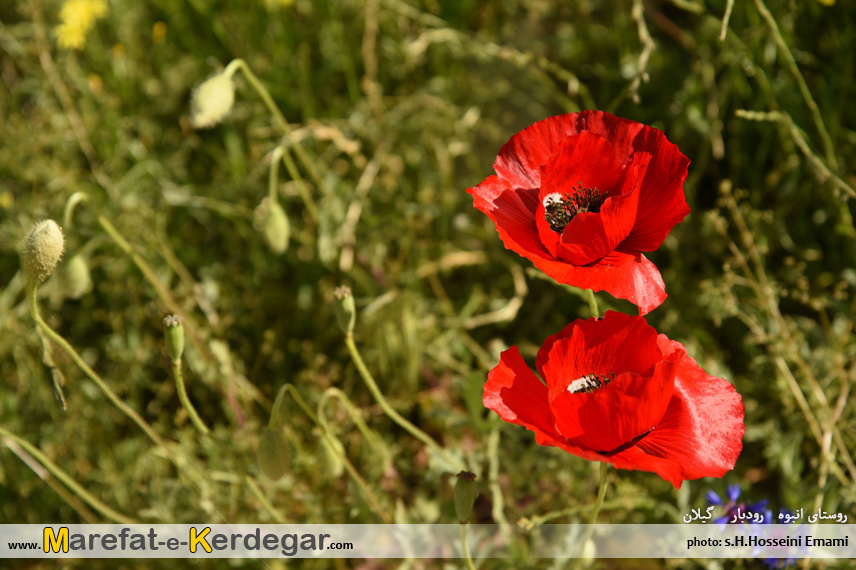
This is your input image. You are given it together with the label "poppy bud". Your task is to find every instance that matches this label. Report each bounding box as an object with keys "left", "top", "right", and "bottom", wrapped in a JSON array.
[
  {"left": 22, "top": 220, "right": 64, "bottom": 283},
  {"left": 162, "top": 314, "right": 185, "bottom": 363},
  {"left": 258, "top": 427, "right": 289, "bottom": 480},
  {"left": 454, "top": 471, "right": 477, "bottom": 523},
  {"left": 255, "top": 199, "right": 289, "bottom": 254},
  {"left": 190, "top": 72, "right": 235, "bottom": 129},
  {"left": 61, "top": 253, "right": 93, "bottom": 299},
  {"left": 317, "top": 434, "right": 345, "bottom": 478},
  {"left": 332, "top": 285, "right": 355, "bottom": 335}
]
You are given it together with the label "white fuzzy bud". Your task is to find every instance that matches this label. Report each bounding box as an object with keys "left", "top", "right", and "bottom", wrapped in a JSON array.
[
  {"left": 190, "top": 72, "right": 235, "bottom": 129},
  {"left": 23, "top": 220, "right": 65, "bottom": 283}
]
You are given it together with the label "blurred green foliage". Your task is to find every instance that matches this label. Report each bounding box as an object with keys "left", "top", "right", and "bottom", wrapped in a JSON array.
[{"left": 1, "top": 0, "right": 855, "bottom": 568}]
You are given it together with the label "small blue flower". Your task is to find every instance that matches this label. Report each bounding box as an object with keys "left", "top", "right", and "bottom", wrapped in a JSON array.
[
  {"left": 762, "top": 510, "right": 799, "bottom": 569},
  {"left": 707, "top": 485, "right": 769, "bottom": 524},
  {"left": 727, "top": 483, "right": 741, "bottom": 502},
  {"left": 706, "top": 489, "right": 723, "bottom": 505},
  {"left": 707, "top": 491, "right": 800, "bottom": 569}
]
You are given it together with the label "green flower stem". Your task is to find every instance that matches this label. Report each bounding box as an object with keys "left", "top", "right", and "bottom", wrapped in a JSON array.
[
  {"left": 62, "top": 191, "right": 89, "bottom": 230},
  {"left": 172, "top": 360, "right": 210, "bottom": 435},
  {"left": 344, "top": 333, "right": 465, "bottom": 472},
  {"left": 753, "top": 0, "right": 837, "bottom": 172},
  {"left": 271, "top": 383, "right": 391, "bottom": 523},
  {"left": 268, "top": 144, "right": 319, "bottom": 223},
  {"left": 0, "top": 426, "right": 136, "bottom": 524},
  {"left": 585, "top": 289, "right": 600, "bottom": 318},
  {"left": 268, "top": 146, "right": 284, "bottom": 202},
  {"left": 226, "top": 59, "right": 330, "bottom": 198},
  {"left": 96, "top": 214, "right": 179, "bottom": 313},
  {"left": 245, "top": 475, "right": 286, "bottom": 524},
  {"left": 487, "top": 425, "right": 509, "bottom": 526},
  {"left": 578, "top": 462, "right": 608, "bottom": 563},
  {"left": 28, "top": 284, "right": 168, "bottom": 451},
  {"left": 280, "top": 146, "right": 320, "bottom": 222},
  {"left": 318, "top": 387, "right": 391, "bottom": 464},
  {"left": 460, "top": 524, "right": 477, "bottom": 570}
]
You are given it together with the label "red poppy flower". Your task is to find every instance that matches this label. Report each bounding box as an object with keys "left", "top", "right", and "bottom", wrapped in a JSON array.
[
  {"left": 483, "top": 311, "right": 744, "bottom": 488},
  {"left": 468, "top": 111, "right": 690, "bottom": 314}
]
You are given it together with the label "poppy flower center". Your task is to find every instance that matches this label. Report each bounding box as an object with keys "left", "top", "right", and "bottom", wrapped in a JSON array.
[
  {"left": 543, "top": 183, "right": 606, "bottom": 233},
  {"left": 566, "top": 372, "right": 615, "bottom": 394}
]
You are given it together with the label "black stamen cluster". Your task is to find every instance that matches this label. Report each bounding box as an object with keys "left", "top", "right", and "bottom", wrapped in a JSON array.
[
  {"left": 570, "top": 372, "right": 616, "bottom": 394},
  {"left": 544, "top": 183, "right": 606, "bottom": 233}
]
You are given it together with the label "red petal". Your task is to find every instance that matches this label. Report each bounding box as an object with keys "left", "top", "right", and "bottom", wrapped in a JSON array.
[
  {"left": 539, "top": 133, "right": 625, "bottom": 199},
  {"left": 536, "top": 311, "right": 663, "bottom": 402},
  {"left": 549, "top": 352, "right": 680, "bottom": 450},
  {"left": 584, "top": 339, "right": 744, "bottom": 488},
  {"left": 556, "top": 151, "right": 650, "bottom": 265},
  {"left": 534, "top": 199, "right": 561, "bottom": 258},
  {"left": 533, "top": 133, "right": 623, "bottom": 263},
  {"left": 533, "top": 133, "right": 626, "bottom": 260},
  {"left": 634, "top": 336, "right": 746, "bottom": 481},
  {"left": 483, "top": 347, "right": 567, "bottom": 448},
  {"left": 528, "top": 249, "right": 667, "bottom": 315},
  {"left": 493, "top": 112, "right": 646, "bottom": 189},
  {"left": 467, "top": 174, "right": 546, "bottom": 260},
  {"left": 468, "top": 176, "right": 667, "bottom": 312},
  {"left": 621, "top": 128, "right": 691, "bottom": 252}
]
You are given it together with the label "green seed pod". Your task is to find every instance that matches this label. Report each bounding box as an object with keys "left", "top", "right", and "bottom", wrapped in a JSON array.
[
  {"left": 61, "top": 253, "right": 93, "bottom": 299},
  {"left": 162, "top": 315, "right": 185, "bottom": 363},
  {"left": 263, "top": 200, "right": 289, "bottom": 254},
  {"left": 22, "top": 220, "right": 64, "bottom": 283},
  {"left": 318, "top": 434, "right": 345, "bottom": 478},
  {"left": 332, "top": 285, "right": 355, "bottom": 335},
  {"left": 258, "top": 428, "right": 289, "bottom": 480},
  {"left": 454, "top": 471, "right": 477, "bottom": 523}
]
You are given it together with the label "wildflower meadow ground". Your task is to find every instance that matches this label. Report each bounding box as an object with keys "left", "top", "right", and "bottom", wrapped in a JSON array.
[{"left": 1, "top": 0, "right": 854, "bottom": 568}]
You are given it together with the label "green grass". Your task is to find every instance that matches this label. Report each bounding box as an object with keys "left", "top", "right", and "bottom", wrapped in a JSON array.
[{"left": 1, "top": 0, "right": 855, "bottom": 568}]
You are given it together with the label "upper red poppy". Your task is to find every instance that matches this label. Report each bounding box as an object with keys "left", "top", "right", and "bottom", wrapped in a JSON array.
[
  {"left": 467, "top": 111, "right": 690, "bottom": 314},
  {"left": 483, "top": 311, "right": 744, "bottom": 488}
]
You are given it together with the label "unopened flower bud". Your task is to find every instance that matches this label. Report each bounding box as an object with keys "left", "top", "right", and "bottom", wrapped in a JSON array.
[
  {"left": 581, "top": 538, "right": 596, "bottom": 565},
  {"left": 255, "top": 199, "right": 289, "bottom": 254},
  {"left": 163, "top": 314, "right": 185, "bottom": 363},
  {"left": 454, "top": 471, "right": 477, "bottom": 523},
  {"left": 258, "top": 427, "right": 289, "bottom": 480},
  {"left": 318, "top": 434, "right": 345, "bottom": 478},
  {"left": 332, "top": 285, "right": 355, "bottom": 335},
  {"left": 61, "top": 253, "right": 93, "bottom": 299},
  {"left": 190, "top": 72, "right": 235, "bottom": 129},
  {"left": 23, "top": 220, "right": 64, "bottom": 283}
]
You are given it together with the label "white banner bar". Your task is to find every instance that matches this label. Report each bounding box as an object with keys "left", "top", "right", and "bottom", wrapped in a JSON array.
[{"left": 0, "top": 524, "right": 853, "bottom": 559}]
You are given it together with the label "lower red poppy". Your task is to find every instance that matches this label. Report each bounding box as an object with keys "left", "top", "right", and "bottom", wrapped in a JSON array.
[{"left": 483, "top": 311, "right": 744, "bottom": 488}]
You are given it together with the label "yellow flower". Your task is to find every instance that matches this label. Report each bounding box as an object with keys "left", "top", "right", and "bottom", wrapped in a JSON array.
[{"left": 55, "top": 0, "right": 108, "bottom": 50}]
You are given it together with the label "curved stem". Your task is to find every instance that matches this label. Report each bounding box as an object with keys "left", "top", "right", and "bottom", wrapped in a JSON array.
[
  {"left": 245, "top": 476, "right": 286, "bottom": 524},
  {"left": 228, "top": 59, "right": 329, "bottom": 196},
  {"left": 460, "top": 524, "right": 477, "bottom": 570},
  {"left": 0, "top": 427, "right": 136, "bottom": 524},
  {"left": 270, "top": 383, "right": 391, "bottom": 522},
  {"left": 172, "top": 361, "right": 210, "bottom": 435},
  {"left": 585, "top": 289, "right": 600, "bottom": 318},
  {"left": 318, "top": 387, "right": 390, "bottom": 464},
  {"left": 344, "top": 333, "right": 464, "bottom": 472},
  {"left": 28, "top": 284, "right": 169, "bottom": 450},
  {"left": 268, "top": 146, "right": 284, "bottom": 202},
  {"left": 578, "top": 462, "right": 608, "bottom": 561}
]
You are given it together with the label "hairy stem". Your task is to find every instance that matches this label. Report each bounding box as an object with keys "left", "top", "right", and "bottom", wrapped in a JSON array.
[
  {"left": 344, "top": 333, "right": 464, "bottom": 472},
  {"left": 172, "top": 360, "right": 210, "bottom": 435}
]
